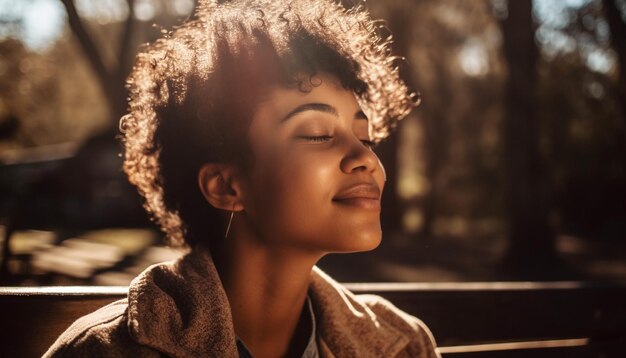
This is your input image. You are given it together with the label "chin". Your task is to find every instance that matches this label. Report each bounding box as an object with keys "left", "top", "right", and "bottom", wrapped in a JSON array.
[{"left": 335, "top": 230, "right": 382, "bottom": 253}]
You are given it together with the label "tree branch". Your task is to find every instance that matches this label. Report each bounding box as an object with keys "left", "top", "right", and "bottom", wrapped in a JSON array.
[
  {"left": 118, "top": 0, "right": 135, "bottom": 79},
  {"left": 60, "top": 0, "right": 125, "bottom": 118}
]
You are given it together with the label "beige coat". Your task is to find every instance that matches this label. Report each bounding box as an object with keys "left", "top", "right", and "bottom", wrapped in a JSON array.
[{"left": 44, "top": 250, "right": 440, "bottom": 357}]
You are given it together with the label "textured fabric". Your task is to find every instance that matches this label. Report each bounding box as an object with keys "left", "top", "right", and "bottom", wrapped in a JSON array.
[
  {"left": 236, "top": 296, "right": 319, "bottom": 358},
  {"left": 44, "top": 249, "right": 440, "bottom": 358}
]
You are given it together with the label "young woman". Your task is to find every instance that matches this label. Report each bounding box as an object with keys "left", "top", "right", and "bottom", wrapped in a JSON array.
[{"left": 45, "top": 0, "right": 440, "bottom": 357}]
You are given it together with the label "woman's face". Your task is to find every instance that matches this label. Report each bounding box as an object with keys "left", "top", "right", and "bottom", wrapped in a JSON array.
[{"left": 238, "top": 74, "right": 386, "bottom": 253}]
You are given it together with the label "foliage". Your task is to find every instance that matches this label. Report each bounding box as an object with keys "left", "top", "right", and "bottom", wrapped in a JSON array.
[{"left": 0, "top": 0, "right": 624, "bottom": 245}]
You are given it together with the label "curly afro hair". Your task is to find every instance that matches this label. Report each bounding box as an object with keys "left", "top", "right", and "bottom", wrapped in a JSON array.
[{"left": 120, "top": 0, "right": 417, "bottom": 249}]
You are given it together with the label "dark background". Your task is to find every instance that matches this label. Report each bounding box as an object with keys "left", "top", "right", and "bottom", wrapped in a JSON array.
[{"left": 1, "top": 0, "right": 625, "bottom": 285}]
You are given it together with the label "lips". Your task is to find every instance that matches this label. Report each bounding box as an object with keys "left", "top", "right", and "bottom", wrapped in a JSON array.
[{"left": 332, "top": 183, "right": 381, "bottom": 210}]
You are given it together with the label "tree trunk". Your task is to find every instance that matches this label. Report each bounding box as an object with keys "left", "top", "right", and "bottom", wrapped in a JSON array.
[
  {"left": 417, "top": 58, "right": 451, "bottom": 238},
  {"left": 501, "top": 0, "right": 556, "bottom": 277},
  {"left": 603, "top": 0, "right": 626, "bottom": 127},
  {"left": 374, "top": 7, "right": 417, "bottom": 233}
]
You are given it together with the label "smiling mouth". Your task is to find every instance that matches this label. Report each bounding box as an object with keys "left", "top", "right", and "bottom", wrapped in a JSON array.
[{"left": 332, "top": 184, "right": 381, "bottom": 211}]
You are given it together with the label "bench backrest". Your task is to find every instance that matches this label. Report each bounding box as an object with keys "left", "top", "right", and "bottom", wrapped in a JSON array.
[{"left": 1, "top": 282, "right": 625, "bottom": 357}]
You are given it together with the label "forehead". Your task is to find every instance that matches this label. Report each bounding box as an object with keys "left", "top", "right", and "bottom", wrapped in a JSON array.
[{"left": 252, "top": 75, "right": 364, "bottom": 121}]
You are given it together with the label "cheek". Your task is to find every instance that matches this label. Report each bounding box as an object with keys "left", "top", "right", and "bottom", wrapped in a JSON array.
[
  {"left": 245, "top": 151, "right": 335, "bottom": 240},
  {"left": 265, "top": 153, "right": 334, "bottom": 218},
  {"left": 245, "top": 150, "right": 382, "bottom": 252}
]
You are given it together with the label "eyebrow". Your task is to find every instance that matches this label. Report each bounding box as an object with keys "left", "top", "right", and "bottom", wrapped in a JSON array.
[{"left": 280, "top": 102, "right": 369, "bottom": 123}]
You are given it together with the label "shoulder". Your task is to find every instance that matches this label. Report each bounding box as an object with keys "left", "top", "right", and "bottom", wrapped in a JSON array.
[
  {"left": 43, "top": 299, "right": 157, "bottom": 358},
  {"left": 310, "top": 267, "right": 440, "bottom": 358},
  {"left": 356, "top": 293, "right": 441, "bottom": 358}
]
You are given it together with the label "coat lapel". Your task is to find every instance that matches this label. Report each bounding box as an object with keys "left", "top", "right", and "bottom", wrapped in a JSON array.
[
  {"left": 126, "top": 250, "right": 238, "bottom": 357},
  {"left": 309, "top": 267, "right": 410, "bottom": 357},
  {"left": 124, "top": 251, "right": 410, "bottom": 357}
]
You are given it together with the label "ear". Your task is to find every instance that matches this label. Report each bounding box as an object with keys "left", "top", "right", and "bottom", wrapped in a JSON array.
[{"left": 198, "top": 163, "right": 245, "bottom": 211}]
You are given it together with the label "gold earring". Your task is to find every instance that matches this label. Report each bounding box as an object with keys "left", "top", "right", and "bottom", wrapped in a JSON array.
[{"left": 224, "top": 204, "right": 235, "bottom": 239}]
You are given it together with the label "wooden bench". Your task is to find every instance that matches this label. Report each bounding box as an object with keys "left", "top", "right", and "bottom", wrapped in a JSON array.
[{"left": 1, "top": 282, "right": 625, "bottom": 357}]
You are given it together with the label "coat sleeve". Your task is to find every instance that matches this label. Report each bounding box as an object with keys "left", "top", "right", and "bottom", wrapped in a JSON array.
[{"left": 357, "top": 294, "right": 442, "bottom": 358}]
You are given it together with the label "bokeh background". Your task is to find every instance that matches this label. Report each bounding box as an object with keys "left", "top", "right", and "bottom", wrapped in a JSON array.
[{"left": 1, "top": 0, "right": 625, "bottom": 285}]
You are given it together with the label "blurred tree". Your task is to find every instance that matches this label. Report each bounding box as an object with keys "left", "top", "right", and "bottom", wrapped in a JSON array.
[
  {"left": 500, "top": 0, "right": 556, "bottom": 275},
  {"left": 368, "top": 0, "right": 506, "bottom": 240},
  {"left": 0, "top": 39, "right": 31, "bottom": 145},
  {"left": 602, "top": 0, "right": 626, "bottom": 121},
  {"left": 2, "top": 0, "right": 625, "bottom": 282},
  {"left": 0, "top": 36, "right": 110, "bottom": 151},
  {"left": 59, "top": 0, "right": 128, "bottom": 119},
  {"left": 0, "top": 1, "right": 201, "bottom": 255},
  {"left": 536, "top": 0, "right": 626, "bottom": 241},
  {"left": 59, "top": 0, "right": 198, "bottom": 122}
]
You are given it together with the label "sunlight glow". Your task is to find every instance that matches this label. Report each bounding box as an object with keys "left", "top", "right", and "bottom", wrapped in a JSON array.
[
  {"left": 403, "top": 207, "right": 424, "bottom": 233},
  {"left": 458, "top": 39, "right": 489, "bottom": 77},
  {"left": 135, "top": 0, "right": 158, "bottom": 21},
  {"left": 0, "top": 0, "right": 195, "bottom": 51},
  {"left": 586, "top": 48, "right": 615, "bottom": 73},
  {"left": 75, "top": 0, "right": 129, "bottom": 24},
  {"left": 0, "top": 0, "right": 66, "bottom": 51}
]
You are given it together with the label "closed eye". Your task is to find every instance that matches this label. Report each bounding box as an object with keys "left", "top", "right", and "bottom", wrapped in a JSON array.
[{"left": 299, "top": 135, "right": 334, "bottom": 143}]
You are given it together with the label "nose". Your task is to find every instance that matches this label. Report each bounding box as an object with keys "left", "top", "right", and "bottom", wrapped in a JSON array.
[{"left": 339, "top": 136, "right": 381, "bottom": 174}]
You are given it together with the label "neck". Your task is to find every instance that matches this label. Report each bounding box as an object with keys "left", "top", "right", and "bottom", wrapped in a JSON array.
[{"left": 213, "top": 224, "right": 323, "bottom": 358}]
